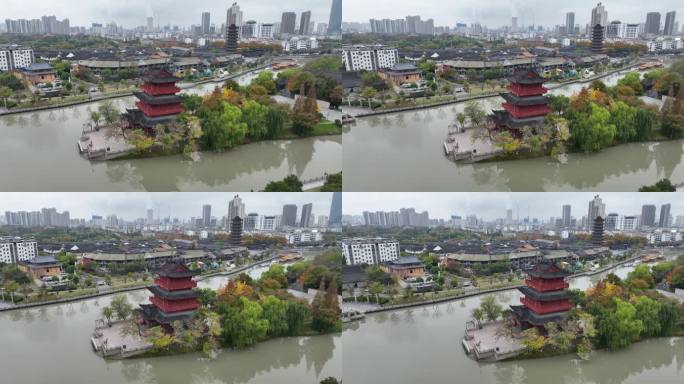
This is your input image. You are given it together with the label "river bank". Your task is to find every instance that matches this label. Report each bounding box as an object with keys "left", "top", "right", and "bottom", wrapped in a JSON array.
[
  {"left": 352, "top": 249, "right": 646, "bottom": 315},
  {"left": 351, "top": 62, "right": 642, "bottom": 118},
  {"left": 0, "top": 282, "right": 341, "bottom": 384},
  {"left": 0, "top": 63, "right": 273, "bottom": 117},
  {"left": 342, "top": 252, "right": 684, "bottom": 384},
  {"left": 343, "top": 67, "right": 684, "bottom": 191},
  {"left": 0, "top": 254, "right": 281, "bottom": 312}
]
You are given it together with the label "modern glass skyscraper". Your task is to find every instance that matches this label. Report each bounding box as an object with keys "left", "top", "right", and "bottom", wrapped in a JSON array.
[
  {"left": 329, "top": 192, "right": 342, "bottom": 227},
  {"left": 327, "top": 0, "right": 342, "bottom": 35}
]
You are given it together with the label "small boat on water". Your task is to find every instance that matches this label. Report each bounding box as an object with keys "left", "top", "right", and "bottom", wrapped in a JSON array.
[{"left": 342, "top": 310, "right": 365, "bottom": 323}]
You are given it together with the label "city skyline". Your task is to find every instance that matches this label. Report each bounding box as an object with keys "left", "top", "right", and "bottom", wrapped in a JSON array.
[
  {"left": 1, "top": 0, "right": 333, "bottom": 29},
  {"left": 344, "top": 0, "right": 683, "bottom": 28},
  {"left": 0, "top": 192, "right": 334, "bottom": 221},
  {"left": 343, "top": 193, "right": 682, "bottom": 221}
]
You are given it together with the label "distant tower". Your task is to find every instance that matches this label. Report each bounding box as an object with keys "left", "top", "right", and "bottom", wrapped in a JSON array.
[
  {"left": 565, "top": 12, "right": 575, "bottom": 35},
  {"left": 230, "top": 216, "right": 243, "bottom": 245},
  {"left": 201, "top": 12, "right": 211, "bottom": 35},
  {"left": 225, "top": 2, "right": 243, "bottom": 52},
  {"left": 299, "top": 11, "right": 312, "bottom": 35},
  {"left": 329, "top": 192, "right": 342, "bottom": 228},
  {"left": 327, "top": 0, "right": 342, "bottom": 35},
  {"left": 202, "top": 204, "right": 211, "bottom": 227},
  {"left": 300, "top": 203, "right": 313, "bottom": 228},
  {"left": 592, "top": 216, "right": 605, "bottom": 245},
  {"left": 591, "top": 24, "right": 605, "bottom": 53}
]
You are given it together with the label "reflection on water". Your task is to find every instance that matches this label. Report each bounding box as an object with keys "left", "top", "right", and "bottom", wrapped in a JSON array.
[
  {"left": 0, "top": 70, "right": 341, "bottom": 192},
  {"left": 344, "top": 71, "right": 684, "bottom": 191},
  {"left": 0, "top": 280, "right": 340, "bottom": 384}
]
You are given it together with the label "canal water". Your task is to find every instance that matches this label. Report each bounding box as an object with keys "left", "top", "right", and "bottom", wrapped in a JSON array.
[
  {"left": 343, "top": 70, "right": 684, "bottom": 191},
  {"left": 343, "top": 259, "right": 684, "bottom": 384},
  {"left": 0, "top": 69, "right": 341, "bottom": 192},
  {"left": 0, "top": 270, "right": 341, "bottom": 384}
]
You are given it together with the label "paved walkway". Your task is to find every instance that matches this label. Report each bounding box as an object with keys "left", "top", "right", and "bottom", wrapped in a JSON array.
[{"left": 92, "top": 321, "right": 152, "bottom": 358}]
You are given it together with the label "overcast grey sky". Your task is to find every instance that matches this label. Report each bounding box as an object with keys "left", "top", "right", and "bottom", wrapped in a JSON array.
[
  {"left": 2, "top": 0, "right": 333, "bottom": 28},
  {"left": 1, "top": 193, "right": 334, "bottom": 221},
  {"left": 343, "top": 193, "right": 682, "bottom": 220},
  {"left": 345, "top": 0, "right": 683, "bottom": 28}
]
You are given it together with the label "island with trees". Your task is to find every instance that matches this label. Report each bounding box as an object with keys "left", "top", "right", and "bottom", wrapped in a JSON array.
[{"left": 96, "top": 250, "right": 342, "bottom": 358}]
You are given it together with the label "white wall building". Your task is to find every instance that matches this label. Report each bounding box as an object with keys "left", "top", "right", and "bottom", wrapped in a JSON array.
[
  {"left": 257, "top": 23, "right": 275, "bottom": 39},
  {"left": 341, "top": 238, "right": 400, "bottom": 265},
  {"left": 0, "top": 45, "right": 34, "bottom": 71},
  {"left": 342, "top": 45, "right": 398, "bottom": 71},
  {"left": 0, "top": 237, "right": 38, "bottom": 263},
  {"left": 259, "top": 215, "right": 280, "bottom": 231},
  {"left": 286, "top": 230, "right": 323, "bottom": 244}
]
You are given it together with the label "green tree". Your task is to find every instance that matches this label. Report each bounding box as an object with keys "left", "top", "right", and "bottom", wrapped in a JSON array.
[
  {"left": 634, "top": 108, "right": 657, "bottom": 141},
  {"left": 569, "top": 103, "right": 616, "bottom": 152},
  {"left": 261, "top": 296, "right": 289, "bottom": 336},
  {"left": 221, "top": 297, "right": 269, "bottom": 348},
  {"left": 480, "top": 295, "right": 503, "bottom": 322},
  {"left": 360, "top": 87, "right": 377, "bottom": 108},
  {"left": 265, "top": 105, "right": 288, "bottom": 139},
  {"left": 263, "top": 175, "right": 303, "bottom": 192},
  {"left": 464, "top": 101, "right": 486, "bottom": 129},
  {"left": 609, "top": 101, "right": 637, "bottom": 142},
  {"left": 109, "top": 295, "right": 133, "bottom": 320},
  {"left": 368, "top": 282, "right": 384, "bottom": 304},
  {"left": 242, "top": 100, "right": 269, "bottom": 139},
  {"left": 285, "top": 299, "right": 310, "bottom": 336},
  {"left": 0, "top": 86, "right": 12, "bottom": 109},
  {"left": 291, "top": 112, "right": 317, "bottom": 136},
  {"left": 657, "top": 301, "right": 681, "bottom": 336},
  {"left": 3, "top": 280, "right": 19, "bottom": 303},
  {"left": 632, "top": 296, "right": 661, "bottom": 337},
  {"left": 200, "top": 102, "right": 248, "bottom": 150},
  {"left": 617, "top": 72, "right": 644, "bottom": 94},
  {"left": 471, "top": 307, "right": 484, "bottom": 328},
  {"left": 101, "top": 306, "right": 114, "bottom": 325},
  {"left": 321, "top": 173, "right": 342, "bottom": 192},
  {"left": 625, "top": 264, "right": 655, "bottom": 289},
  {"left": 251, "top": 71, "right": 277, "bottom": 94},
  {"left": 639, "top": 178, "right": 677, "bottom": 192},
  {"left": 597, "top": 298, "right": 644, "bottom": 350}
]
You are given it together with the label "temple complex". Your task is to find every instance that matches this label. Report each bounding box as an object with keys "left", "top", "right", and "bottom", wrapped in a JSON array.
[
  {"left": 491, "top": 70, "right": 550, "bottom": 134},
  {"left": 140, "top": 260, "right": 199, "bottom": 328},
  {"left": 124, "top": 69, "right": 183, "bottom": 132},
  {"left": 510, "top": 261, "right": 573, "bottom": 329}
]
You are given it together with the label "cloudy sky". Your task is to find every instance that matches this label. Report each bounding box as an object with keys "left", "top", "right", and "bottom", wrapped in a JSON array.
[
  {"left": 345, "top": 0, "right": 683, "bottom": 28},
  {"left": 344, "top": 193, "right": 682, "bottom": 220},
  {"left": 2, "top": 0, "right": 334, "bottom": 28},
  {"left": 1, "top": 193, "right": 334, "bottom": 221}
]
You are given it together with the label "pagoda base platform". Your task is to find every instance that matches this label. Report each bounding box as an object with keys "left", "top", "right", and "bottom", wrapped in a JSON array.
[
  {"left": 462, "top": 320, "right": 525, "bottom": 361},
  {"left": 124, "top": 109, "right": 179, "bottom": 130}
]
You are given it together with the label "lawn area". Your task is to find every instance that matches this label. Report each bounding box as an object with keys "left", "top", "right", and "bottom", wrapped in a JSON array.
[{"left": 312, "top": 120, "right": 342, "bottom": 135}]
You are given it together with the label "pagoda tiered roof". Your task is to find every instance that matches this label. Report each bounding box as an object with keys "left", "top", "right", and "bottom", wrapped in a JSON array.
[
  {"left": 491, "top": 110, "right": 547, "bottom": 129},
  {"left": 125, "top": 109, "right": 179, "bottom": 128},
  {"left": 510, "top": 305, "right": 569, "bottom": 326},
  {"left": 518, "top": 286, "right": 574, "bottom": 301},
  {"left": 147, "top": 284, "right": 199, "bottom": 300},
  {"left": 527, "top": 262, "right": 571, "bottom": 279},
  {"left": 133, "top": 92, "right": 183, "bottom": 105},
  {"left": 156, "top": 261, "right": 199, "bottom": 278},
  {"left": 501, "top": 93, "right": 549, "bottom": 106},
  {"left": 140, "top": 304, "right": 196, "bottom": 324},
  {"left": 509, "top": 70, "right": 545, "bottom": 85},
  {"left": 142, "top": 70, "right": 181, "bottom": 84}
]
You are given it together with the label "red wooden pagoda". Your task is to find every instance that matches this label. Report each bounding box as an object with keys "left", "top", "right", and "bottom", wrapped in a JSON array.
[
  {"left": 491, "top": 70, "right": 550, "bottom": 134},
  {"left": 125, "top": 70, "right": 183, "bottom": 132},
  {"left": 140, "top": 260, "right": 199, "bottom": 328},
  {"left": 510, "top": 261, "right": 573, "bottom": 329}
]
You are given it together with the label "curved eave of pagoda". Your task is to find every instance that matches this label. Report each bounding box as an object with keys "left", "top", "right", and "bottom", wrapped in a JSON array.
[
  {"left": 501, "top": 92, "right": 550, "bottom": 106},
  {"left": 527, "top": 270, "right": 571, "bottom": 279},
  {"left": 147, "top": 284, "right": 199, "bottom": 300},
  {"left": 517, "top": 286, "right": 573, "bottom": 301},
  {"left": 510, "top": 305, "right": 569, "bottom": 326},
  {"left": 133, "top": 91, "right": 183, "bottom": 105}
]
